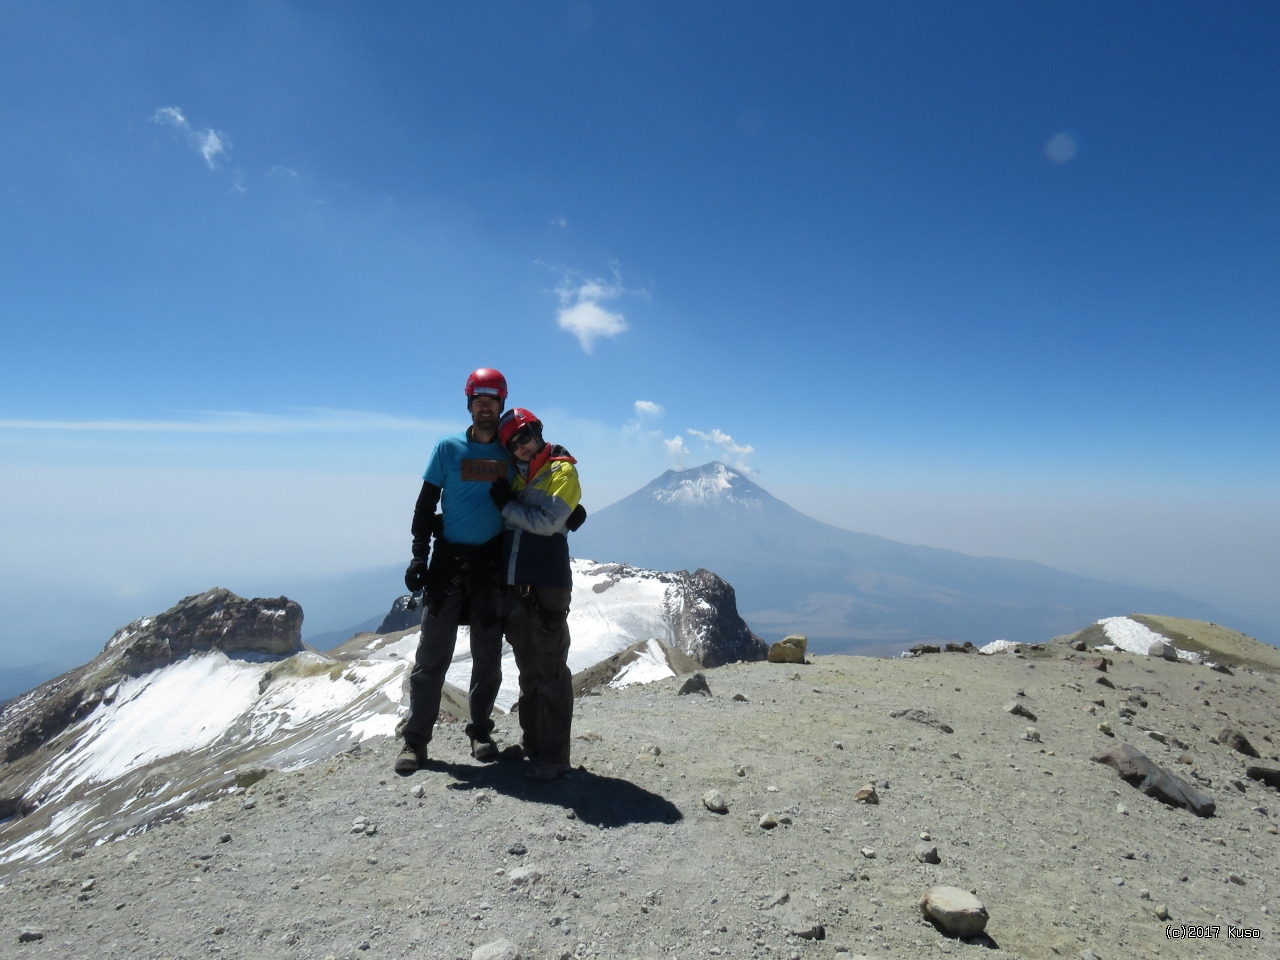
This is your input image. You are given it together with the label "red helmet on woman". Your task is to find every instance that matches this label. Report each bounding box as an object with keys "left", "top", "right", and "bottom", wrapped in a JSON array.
[
  {"left": 464, "top": 367, "right": 508, "bottom": 401},
  {"left": 498, "top": 407, "right": 542, "bottom": 450}
]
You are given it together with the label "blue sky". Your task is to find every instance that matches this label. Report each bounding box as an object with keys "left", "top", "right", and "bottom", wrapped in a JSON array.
[{"left": 3, "top": 1, "right": 1279, "bottom": 677}]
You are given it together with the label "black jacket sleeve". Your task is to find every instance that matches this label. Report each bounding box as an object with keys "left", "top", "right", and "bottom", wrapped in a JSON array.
[{"left": 410, "top": 481, "right": 443, "bottom": 560}]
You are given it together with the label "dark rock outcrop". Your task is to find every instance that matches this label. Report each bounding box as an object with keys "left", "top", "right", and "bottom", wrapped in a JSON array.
[
  {"left": 666, "top": 569, "right": 767, "bottom": 667},
  {"left": 378, "top": 594, "right": 422, "bottom": 635},
  {"left": 1, "top": 589, "right": 303, "bottom": 766},
  {"left": 107, "top": 588, "right": 303, "bottom": 671}
]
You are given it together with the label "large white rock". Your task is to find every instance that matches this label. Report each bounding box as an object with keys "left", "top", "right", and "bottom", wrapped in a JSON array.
[
  {"left": 472, "top": 939, "right": 520, "bottom": 960},
  {"left": 920, "top": 885, "right": 989, "bottom": 937}
]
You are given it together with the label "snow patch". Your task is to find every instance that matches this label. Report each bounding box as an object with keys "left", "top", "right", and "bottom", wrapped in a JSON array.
[
  {"left": 979, "top": 639, "right": 1025, "bottom": 654},
  {"left": 1097, "top": 616, "right": 1169, "bottom": 656},
  {"left": 609, "top": 640, "right": 677, "bottom": 689}
]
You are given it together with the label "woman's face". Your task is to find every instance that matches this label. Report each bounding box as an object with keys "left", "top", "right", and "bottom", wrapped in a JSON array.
[{"left": 507, "top": 428, "right": 538, "bottom": 463}]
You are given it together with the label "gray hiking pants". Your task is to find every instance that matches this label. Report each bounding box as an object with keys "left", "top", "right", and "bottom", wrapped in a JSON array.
[
  {"left": 504, "top": 585, "right": 573, "bottom": 767},
  {"left": 403, "top": 583, "right": 503, "bottom": 746}
]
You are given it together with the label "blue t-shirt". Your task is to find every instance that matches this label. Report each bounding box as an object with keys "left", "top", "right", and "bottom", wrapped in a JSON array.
[{"left": 423, "top": 430, "right": 511, "bottom": 545}]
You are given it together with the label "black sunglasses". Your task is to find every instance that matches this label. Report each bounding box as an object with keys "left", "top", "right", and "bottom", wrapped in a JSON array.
[{"left": 506, "top": 427, "right": 535, "bottom": 453}]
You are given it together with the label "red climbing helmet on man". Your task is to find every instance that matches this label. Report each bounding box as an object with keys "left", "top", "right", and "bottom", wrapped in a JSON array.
[{"left": 465, "top": 368, "right": 508, "bottom": 404}]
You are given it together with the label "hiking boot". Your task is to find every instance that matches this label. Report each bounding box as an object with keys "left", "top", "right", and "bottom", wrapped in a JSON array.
[
  {"left": 470, "top": 736, "right": 499, "bottom": 761},
  {"left": 394, "top": 741, "right": 428, "bottom": 774},
  {"left": 523, "top": 760, "right": 572, "bottom": 781}
]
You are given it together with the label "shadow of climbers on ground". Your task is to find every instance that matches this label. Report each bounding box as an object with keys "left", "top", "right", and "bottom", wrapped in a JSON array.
[{"left": 437, "top": 761, "right": 684, "bottom": 828}]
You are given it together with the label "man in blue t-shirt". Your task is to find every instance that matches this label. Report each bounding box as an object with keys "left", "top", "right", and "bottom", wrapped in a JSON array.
[{"left": 395, "top": 367, "right": 513, "bottom": 774}]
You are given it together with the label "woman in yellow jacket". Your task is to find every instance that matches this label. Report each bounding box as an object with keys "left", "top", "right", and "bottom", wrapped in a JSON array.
[{"left": 489, "top": 408, "right": 582, "bottom": 780}]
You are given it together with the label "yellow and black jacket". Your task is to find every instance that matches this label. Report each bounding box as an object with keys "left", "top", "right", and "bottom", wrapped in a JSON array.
[{"left": 499, "top": 444, "right": 581, "bottom": 589}]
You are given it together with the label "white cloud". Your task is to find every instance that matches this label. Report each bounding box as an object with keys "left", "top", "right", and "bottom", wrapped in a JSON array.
[
  {"left": 152, "top": 106, "right": 186, "bottom": 127},
  {"left": 687, "top": 428, "right": 756, "bottom": 475},
  {"left": 151, "top": 106, "right": 230, "bottom": 170},
  {"left": 553, "top": 266, "right": 637, "bottom": 353},
  {"left": 619, "top": 400, "right": 687, "bottom": 472},
  {"left": 557, "top": 301, "right": 628, "bottom": 353},
  {"left": 664, "top": 435, "right": 689, "bottom": 469}
]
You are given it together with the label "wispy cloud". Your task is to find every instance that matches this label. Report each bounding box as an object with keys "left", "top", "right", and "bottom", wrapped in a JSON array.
[
  {"left": 553, "top": 264, "right": 639, "bottom": 353},
  {"left": 687, "top": 427, "right": 756, "bottom": 475},
  {"left": 0, "top": 409, "right": 448, "bottom": 435},
  {"left": 664, "top": 435, "right": 690, "bottom": 468},
  {"left": 151, "top": 106, "right": 230, "bottom": 170},
  {"left": 625, "top": 399, "right": 689, "bottom": 469}
]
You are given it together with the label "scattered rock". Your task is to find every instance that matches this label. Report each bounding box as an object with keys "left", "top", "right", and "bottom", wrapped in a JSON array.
[
  {"left": 1004, "top": 700, "right": 1037, "bottom": 721},
  {"left": 17, "top": 928, "right": 44, "bottom": 943},
  {"left": 767, "top": 635, "right": 807, "bottom": 664},
  {"left": 1092, "top": 743, "right": 1216, "bottom": 817},
  {"left": 854, "top": 784, "right": 879, "bottom": 804},
  {"left": 914, "top": 842, "right": 941, "bottom": 864},
  {"left": 507, "top": 866, "right": 544, "bottom": 885},
  {"left": 678, "top": 672, "right": 712, "bottom": 696},
  {"left": 234, "top": 765, "right": 273, "bottom": 789},
  {"left": 1220, "top": 728, "right": 1261, "bottom": 758},
  {"left": 473, "top": 937, "right": 521, "bottom": 960},
  {"left": 920, "top": 885, "right": 989, "bottom": 937},
  {"left": 702, "top": 790, "right": 729, "bottom": 814},
  {"left": 890, "top": 708, "right": 953, "bottom": 733},
  {"left": 1246, "top": 765, "right": 1280, "bottom": 790}
]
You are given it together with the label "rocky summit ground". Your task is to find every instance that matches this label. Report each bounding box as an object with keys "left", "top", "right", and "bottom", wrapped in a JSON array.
[{"left": 2, "top": 642, "right": 1277, "bottom": 960}]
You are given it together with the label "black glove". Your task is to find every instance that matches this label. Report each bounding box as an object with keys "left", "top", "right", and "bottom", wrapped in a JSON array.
[
  {"left": 489, "top": 477, "right": 514, "bottom": 509},
  {"left": 565, "top": 503, "right": 587, "bottom": 531},
  {"left": 404, "top": 558, "right": 429, "bottom": 592}
]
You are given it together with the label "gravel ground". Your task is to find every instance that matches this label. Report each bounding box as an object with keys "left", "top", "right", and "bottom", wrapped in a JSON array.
[{"left": 2, "top": 646, "right": 1277, "bottom": 960}]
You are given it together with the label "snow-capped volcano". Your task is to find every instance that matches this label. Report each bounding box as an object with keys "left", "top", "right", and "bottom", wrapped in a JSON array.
[{"left": 638, "top": 461, "right": 774, "bottom": 511}]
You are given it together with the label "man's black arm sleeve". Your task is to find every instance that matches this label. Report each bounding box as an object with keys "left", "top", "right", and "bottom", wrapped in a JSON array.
[{"left": 410, "top": 481, "right": 443, "bottom": 559}]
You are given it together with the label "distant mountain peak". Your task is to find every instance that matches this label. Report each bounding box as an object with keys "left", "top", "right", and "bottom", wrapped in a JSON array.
[{"left": 641, "top": 461, "right": 774, "bottom": 511}]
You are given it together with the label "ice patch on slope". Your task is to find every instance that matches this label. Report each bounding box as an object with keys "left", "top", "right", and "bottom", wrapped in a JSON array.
[{"left": 609, "top": 639, "right": 678, "bottom": 689}]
